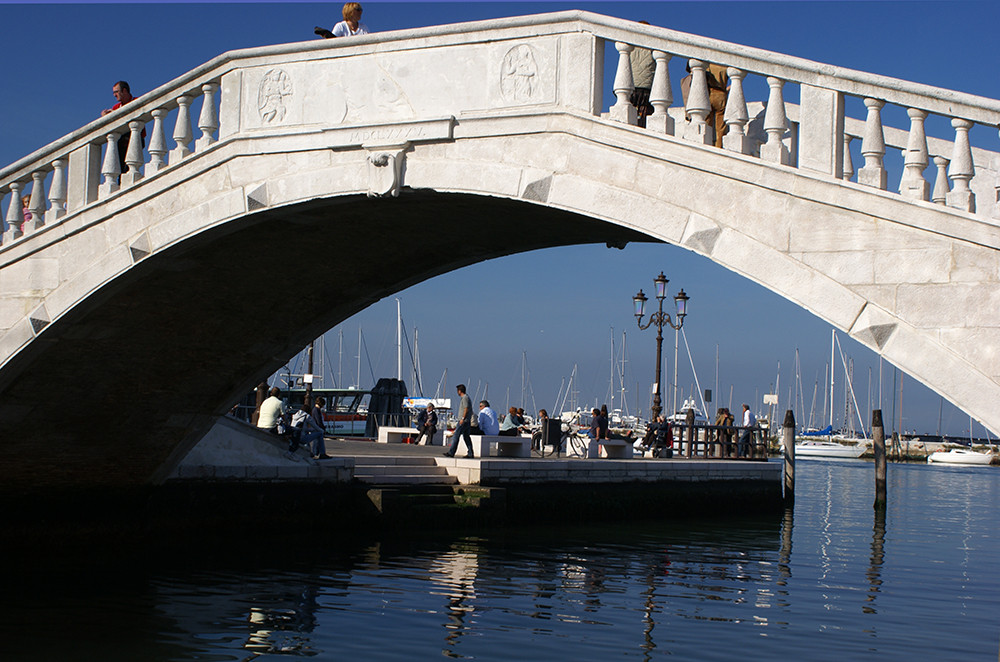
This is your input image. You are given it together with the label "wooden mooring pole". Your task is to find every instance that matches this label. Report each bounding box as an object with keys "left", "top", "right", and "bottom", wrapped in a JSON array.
[
  {"left": 782, "top": 409, "right": 795, "bottom": 504},
  {"left": 873, "top": 409, "right": 886, "bottom": 509}
]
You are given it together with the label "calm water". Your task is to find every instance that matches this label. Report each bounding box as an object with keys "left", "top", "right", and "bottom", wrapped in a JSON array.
[{"left": 3, "top": 460, "right": 998, "bottom": 660}]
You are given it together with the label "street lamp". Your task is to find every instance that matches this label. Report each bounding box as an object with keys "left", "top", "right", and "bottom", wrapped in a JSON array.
[{"left": 633, "top": 272, "right": 690, "bottom": 422}]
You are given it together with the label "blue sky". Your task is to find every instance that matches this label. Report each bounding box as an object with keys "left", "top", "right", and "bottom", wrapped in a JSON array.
[{"left": 2, "top": 1, "right": 997, "bottom": 436}]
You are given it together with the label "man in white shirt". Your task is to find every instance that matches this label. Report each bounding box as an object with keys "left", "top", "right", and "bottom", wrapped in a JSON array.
[
  {"left": 257, "top": 387, "right": 286, "bottom": 432},
  {"left": 477, "top": 400, "right": 500, "bottom": 436},
  {"left": 739, "top": 404, "right": 757, "bottom": 457}
]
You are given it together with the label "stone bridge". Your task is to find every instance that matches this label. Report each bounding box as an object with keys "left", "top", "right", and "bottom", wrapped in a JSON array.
[{"left": 2, "top": 11, "right": 999, "bottom": 489}]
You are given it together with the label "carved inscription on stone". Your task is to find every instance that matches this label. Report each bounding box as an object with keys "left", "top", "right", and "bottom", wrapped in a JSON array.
[
  {"left": 500, "top": 44, "right": 538, "bottom": 103},
  {"left": 257, "top": 69, "right": 293, "bottom": 123},
  {"left": 349, "top": 125, "right": 426, "bottom": 144}
]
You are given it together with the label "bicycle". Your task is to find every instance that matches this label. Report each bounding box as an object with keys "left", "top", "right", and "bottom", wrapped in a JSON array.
[{"left": 532, "top": 423, "right": 590, "bottom": 457}]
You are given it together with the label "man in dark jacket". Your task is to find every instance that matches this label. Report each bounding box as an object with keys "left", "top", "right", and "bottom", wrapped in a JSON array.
[{"left": 413, "top": 403, "right": 438, "bottom": 445}]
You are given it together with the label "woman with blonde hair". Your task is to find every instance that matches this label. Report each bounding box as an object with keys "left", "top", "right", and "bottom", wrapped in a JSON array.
[{"left": 316, "top": 3, "right": 369, "bottom": 38}]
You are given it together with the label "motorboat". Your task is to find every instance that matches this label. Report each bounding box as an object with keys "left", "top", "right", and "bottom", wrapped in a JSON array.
[
  {"left": 794, "top": 439, "right": 867, "bottom": 459},
  {"left": 667, "top": 398, "right": 709, "bottom": 426},
  {"left": 927, "top": 448, "right": 994, "bottom": 465}
]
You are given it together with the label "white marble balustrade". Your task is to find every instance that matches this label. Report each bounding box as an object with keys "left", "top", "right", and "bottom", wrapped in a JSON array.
[
  {"left": 0, "top": 77, "right": 223, "bottom": 247},
  {"left": 602, "top": 33, "right": 999, "bottom": 219},
  {"left": 4, "top": 13, "right": 1000, "bottom": 250}
]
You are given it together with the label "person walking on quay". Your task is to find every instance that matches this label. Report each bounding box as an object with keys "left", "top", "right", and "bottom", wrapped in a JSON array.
[
  {"left": 413, "top": 402, "right": 438, "bottom": 445},
  {"left": 739, "top": 403, "right": 757, "bottom": 457},
  {"left": 444, "top": 384, "right": 475, "bottom": 458}
]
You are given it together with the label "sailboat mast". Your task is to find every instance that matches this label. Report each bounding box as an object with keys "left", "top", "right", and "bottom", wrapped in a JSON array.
[
  {"left": 829, "top": 329, "right": 836, "bottom": 431},
  {"left": 413, "top": 327, "right": 421, "bottom": 396},
  {"left": 396, "top": 298, "right": 402, "bottom": 381},
  {"left": 620, "top": 330, "right": 628, "bottom": 418},
  {"left": 609, "top": 328, "right": 615, "bottom": 413},
  {"left": 519, "top": 349, "right": 528, "bottom": 407},
  {"left": 357, "top": 327, "right": 362, "bottom": 389}
]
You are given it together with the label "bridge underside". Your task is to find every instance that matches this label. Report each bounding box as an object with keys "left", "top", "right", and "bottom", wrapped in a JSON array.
[{"left": 0, "top": 192, "right": 648, "bottom": 491}]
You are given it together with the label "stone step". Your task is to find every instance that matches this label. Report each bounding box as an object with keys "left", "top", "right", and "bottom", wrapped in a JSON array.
[
  {"left": 354, "top": 464, "right": 451, "bottom": 476},
  {"left": 355, "top": 474, "right": 458, "bottom": 485},
  {"left": 352, "top": 456, "right": 439, "bottom": 467}
]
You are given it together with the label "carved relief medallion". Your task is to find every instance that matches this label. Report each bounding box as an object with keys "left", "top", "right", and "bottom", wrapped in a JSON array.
[
  {"left": 257, "top": 69, "right": 293, "bottom": 123},
  {"left": 500, "top": 44, "right": 538, "bottom": 103}
]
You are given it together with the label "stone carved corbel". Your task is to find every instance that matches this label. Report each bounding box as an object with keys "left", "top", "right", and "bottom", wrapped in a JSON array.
[{"left": 364, "top": 143, "right": 408, "bottom": 198}]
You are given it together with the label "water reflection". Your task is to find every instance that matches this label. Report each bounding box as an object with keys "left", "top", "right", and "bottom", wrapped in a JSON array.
[
  {"left": 865, "top": 506, "right": 886, "bottom": 615},
  {"left": 4, "top": 462, "right": 999, "bottom": 660},
  {"left": 429, "top": 543, "right": 481, "bottom": 655}
]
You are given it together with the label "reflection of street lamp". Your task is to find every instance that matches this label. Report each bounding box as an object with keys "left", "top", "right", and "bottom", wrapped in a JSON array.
[{"left": 633, "top": 272, "right": 689, "bottom": 421}]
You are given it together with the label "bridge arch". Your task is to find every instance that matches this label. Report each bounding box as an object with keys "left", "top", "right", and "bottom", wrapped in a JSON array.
[{"left": 2, "top": 11, "right": 999, "bottom": 487}]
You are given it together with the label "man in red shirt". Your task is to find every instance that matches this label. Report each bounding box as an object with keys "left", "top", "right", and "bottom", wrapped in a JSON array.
[{"left": 101, "top": 81, "right": 144, "bottom": 175}]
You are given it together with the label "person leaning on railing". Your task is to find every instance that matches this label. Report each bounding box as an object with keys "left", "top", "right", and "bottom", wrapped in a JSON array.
[
  {"left": 100, "top": 81, "right": 145, "bottom": 176},
  {"left": 315, "top": 2, "right": 369, "bottom": 38}
]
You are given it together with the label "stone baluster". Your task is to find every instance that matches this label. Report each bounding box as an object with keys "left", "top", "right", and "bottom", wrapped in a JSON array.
[
  {"left": 646, "top": 50, "right": 673, "bottom": 135},
  {"left": 99, "top": 132, "right": 122, "bottom": 198},
  {"left": 931, "top": 155, "right": 950, "bottom": 205},
  {"left": 26, "top": 171, "right": 47, "bottom": 233},
  {"left": 723, "top": 67, "right": 751, "bottom": 154},
  {"left": 683, "top": 59, "right": 712, "bottom": 144},
  {"left": 760, "top": 76, "right": 789, "bottom": 164},
  {"left": 46, "top": 158, "right": 67, "bottom": 224},
  {"left": 609, "top": 42, "right": 637, "bottom": 125},
  {"left": 122, "top": 120, "right": 145, "bottom": 187},
  {"left": 946, "top": 118, "right": 975, "bottom": 212},
  {"left": 858, "top": 98, "right": 887, "bottom": 189},
  {"left": 170, "top": 95, "right": 194, "bottom": 164},
  {"left": 899, "top": 108, "right": 929, "bottom": 200},
  {"left": 842, "top": 135, "right": 855, "bottom": 181},
  {"left": 3, "top": 181, "right": 25, "bottom": 244},
  {"left": 147, "top": 109, "right": 169, "bottom": 175},
  {"left": 195, "top": 83, "right": 220, "bottom": 151}
]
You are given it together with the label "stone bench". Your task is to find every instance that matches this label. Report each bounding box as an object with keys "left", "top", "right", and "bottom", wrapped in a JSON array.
[
  {"left": 377, "top": 425, "right": 443, "bottom": 446},
  {"left": 473, "top": 434, "right": 531, "bottom": 458},
  {"left": 594, "top": 439, "right": 634, "bottom": 459}
]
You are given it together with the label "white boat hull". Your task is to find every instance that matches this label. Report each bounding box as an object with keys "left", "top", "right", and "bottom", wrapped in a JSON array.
[
  {"left": 927, "top": 449, "right": 994, "bottom": 465},
  {"left": 794, "top": 440, "right": 866, "bottom": 459}
]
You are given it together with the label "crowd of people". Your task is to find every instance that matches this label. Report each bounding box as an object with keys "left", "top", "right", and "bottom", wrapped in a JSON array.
[
  {"left": 248, "top": 378, "right": 759, "bottom": 462},
  {"left": 255, "top": 385, "right": 332, "bottom": 460}
]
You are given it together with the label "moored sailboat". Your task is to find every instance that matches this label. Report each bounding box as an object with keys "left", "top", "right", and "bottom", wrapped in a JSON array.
[{"left": 927, "top": 448, "right": 994, "bottom": 465}]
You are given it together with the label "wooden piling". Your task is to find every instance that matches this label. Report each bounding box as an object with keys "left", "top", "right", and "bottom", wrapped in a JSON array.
[
  {"left": 873, "top": 409, "right": 886, "bottom": 509},
  {"left": 782, "top": 409, "right": 795, "bottom": 503}
]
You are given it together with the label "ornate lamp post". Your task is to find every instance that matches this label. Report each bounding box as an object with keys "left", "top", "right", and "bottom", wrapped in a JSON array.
[{"left": 633, "top": 272, "right": 690, "bottom": 421}]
